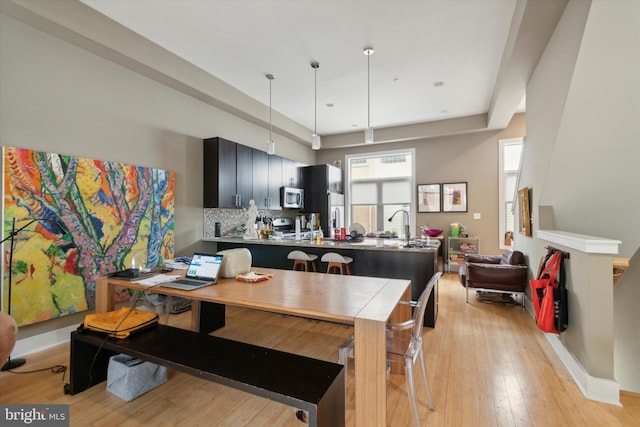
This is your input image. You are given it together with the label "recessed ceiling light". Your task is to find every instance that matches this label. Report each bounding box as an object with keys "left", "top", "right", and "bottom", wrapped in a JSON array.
[
  {"left": 433, "top": 81, "right": 445, "bottom": 87},
  {"left": 392, "top": 78, "right": 399, "bottom": 84}
]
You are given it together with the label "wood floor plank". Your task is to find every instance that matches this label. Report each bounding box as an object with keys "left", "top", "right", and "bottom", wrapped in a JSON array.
[{"left": 1, "top": 273, "right": 638, "bottom": 426}]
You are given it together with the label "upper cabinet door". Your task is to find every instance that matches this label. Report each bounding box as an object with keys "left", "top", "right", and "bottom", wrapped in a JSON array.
[
  {"left": 204, "top": 137, "right": 237, "bottom": 208},
  {"left": 268, "top": 155, "right": 282, "bottom": 209},
  {"left": 235, "top": 144, "right": 253, "bottom": 209},
  {"left": 282, "top": 158, "right": 302, "bottom": 188},
  {"left": 204, "top": 137, "right": 304, "bottom": 210},
  {"left": 302, "top": 164, "right": 343, "bottom": 195},
  {"left": 327, "top": 164, "right": 343, "bottom": 193},
  {"left": 252, "top": 149, "right": 269, "bottom": 209}
]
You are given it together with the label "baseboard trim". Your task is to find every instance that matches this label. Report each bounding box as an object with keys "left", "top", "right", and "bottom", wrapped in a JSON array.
[
  {"left": 12, "top": 324, "right": 77, "bottom": 359},
  {"left": 546, "top": 333, "right": 621, "bottom": 406}
]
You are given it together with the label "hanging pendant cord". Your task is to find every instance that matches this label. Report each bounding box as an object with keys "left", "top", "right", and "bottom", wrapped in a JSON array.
[
  {"left": 367, "top": 52, "right": 370, "bottom": 129},
  {"left": 269, "top": 78, "right": 273, "bottom": 141}
]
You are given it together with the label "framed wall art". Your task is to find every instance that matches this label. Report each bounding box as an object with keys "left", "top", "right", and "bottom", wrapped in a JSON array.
[
  {"left": 3, "top": 146, "right": 175, "bottom": 326},
  {"left": 518, "top": 187, "right": 531, "bottom": 236},
  {"left": 442, "top": 182, "right": 468, "bottom": 212},
  {"left": 417, "top": 183, "right": 441, "bottom": 212}
]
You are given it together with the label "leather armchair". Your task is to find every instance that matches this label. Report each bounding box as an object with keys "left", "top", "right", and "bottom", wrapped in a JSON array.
[{"left": 458, "top": 250, "right": 527, "bottom": 306}]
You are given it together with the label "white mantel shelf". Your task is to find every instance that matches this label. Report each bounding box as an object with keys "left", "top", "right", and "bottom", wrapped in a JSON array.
[{"left": 537, "top": 230, "right": 621, "bottom": 255}]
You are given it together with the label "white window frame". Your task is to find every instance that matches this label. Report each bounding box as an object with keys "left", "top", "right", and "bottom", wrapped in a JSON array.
[
  {"left": 498, "top": 137, "right": 524, "bottom": 249},
  {"left": 345, "top": 148, "right": 416, "bottom": 234}
]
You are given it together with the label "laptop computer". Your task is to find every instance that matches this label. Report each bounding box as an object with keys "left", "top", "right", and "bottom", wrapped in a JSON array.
[{"left": 159, "top": 253, "right": 223, "bottom": 290}]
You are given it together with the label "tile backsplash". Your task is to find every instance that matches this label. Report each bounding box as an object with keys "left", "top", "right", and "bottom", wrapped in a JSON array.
[{"left": 204, "top": 208, "right": 299, "bottom": 240}]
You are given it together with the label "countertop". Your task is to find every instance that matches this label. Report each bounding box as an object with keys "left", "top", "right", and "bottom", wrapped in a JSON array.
[{"left": 204, "top": 236, "right": 440, "bottom": 252}]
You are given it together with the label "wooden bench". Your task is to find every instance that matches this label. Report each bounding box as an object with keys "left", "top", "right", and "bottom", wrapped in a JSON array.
[{"left": 70, "top": 324, "right": 345, "bottom": 427}]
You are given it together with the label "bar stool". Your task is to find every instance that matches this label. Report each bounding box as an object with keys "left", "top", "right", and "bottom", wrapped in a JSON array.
[
  {"left": 287, "top": 250, "right": 318, "bottom": 272},
  {"left": 321, "top": 252, "right": 353, "bottom": 275}
]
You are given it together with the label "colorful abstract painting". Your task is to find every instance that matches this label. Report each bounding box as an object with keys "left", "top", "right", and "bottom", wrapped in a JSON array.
[{"left": 2, "top": 147, "right": 175, "bottom": 326}]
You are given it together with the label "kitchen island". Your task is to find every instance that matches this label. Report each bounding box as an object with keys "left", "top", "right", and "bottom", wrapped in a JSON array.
[{"left": 203, "top": 236, "right": 440, "bottom": 327}]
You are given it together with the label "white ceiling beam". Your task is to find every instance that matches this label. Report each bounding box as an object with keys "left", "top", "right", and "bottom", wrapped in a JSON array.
[
  {"left": 321, "top": 114, "right": 490, "bottom": 149},
  {"left": 487, "top": 0, "right": 569, "bottom": 129},
  {"left": 0, "top": 0, "right": 314, "bottom": 145}
]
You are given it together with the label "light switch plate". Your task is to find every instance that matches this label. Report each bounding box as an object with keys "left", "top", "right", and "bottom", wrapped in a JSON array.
[{"left": 473, "top": 213, "right": 481, "bottom": 220}]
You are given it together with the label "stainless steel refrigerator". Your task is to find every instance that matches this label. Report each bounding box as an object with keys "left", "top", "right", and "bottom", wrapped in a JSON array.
[
  {"left": 327, "top": 191, "right": 345, "bottom": 238},
  {"left": 302, "top": 164, "right": 344, "bottom": 238}
]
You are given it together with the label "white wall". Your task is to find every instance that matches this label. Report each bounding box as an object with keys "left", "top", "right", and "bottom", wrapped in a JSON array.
[
  {"left": 317, "top": 114, "right": 526, "bottom": 256},
  {"left": 518, "top": 0, "right": 640, "bottom": 394},
  {"left": 538, "top": 0, "right": 640, "bottom": 258},
  {"left": 0, "top": 12, "right": 313, "bottom": 340}
]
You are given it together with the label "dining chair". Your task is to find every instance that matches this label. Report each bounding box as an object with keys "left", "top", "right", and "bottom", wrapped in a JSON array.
[{"left": 338, "top": 272, "right": 441, "bottom": 427}]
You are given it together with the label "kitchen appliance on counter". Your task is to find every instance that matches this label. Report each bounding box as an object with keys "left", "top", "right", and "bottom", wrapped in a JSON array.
[
  {"left": 280, "top": 187, "right": 304, "bottom": 209},
  {"left": 272, "top": 217, "right": 311, "bottom": 240}
]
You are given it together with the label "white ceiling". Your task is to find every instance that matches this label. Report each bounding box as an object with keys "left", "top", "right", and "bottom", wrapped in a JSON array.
[{"left": 80, "top": 0, "right": 524, "bottom": 138}]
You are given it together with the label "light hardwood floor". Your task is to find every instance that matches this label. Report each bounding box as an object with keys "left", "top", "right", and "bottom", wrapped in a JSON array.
[{"left": 1, "top": 273, "right": 638, "bottom": 426}]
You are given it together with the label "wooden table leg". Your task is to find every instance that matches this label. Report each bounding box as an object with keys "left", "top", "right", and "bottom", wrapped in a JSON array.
[
  {"left": 94, "top": 277, "right": 115, "bottom": 313},
  {"left": 355, "top": 317, "right": 387, "bottom": 427},
  {"left": 354, "top": 280, "right": 412, "bottom": 426}
]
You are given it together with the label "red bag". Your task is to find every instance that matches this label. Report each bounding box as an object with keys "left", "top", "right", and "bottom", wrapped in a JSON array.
[{"left": 530, "top": 252, "right": 566, "bottom": 334}]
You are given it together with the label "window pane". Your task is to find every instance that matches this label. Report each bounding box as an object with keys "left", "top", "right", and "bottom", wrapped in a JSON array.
[
  {"left": 505, "top": 173, "right": 516, "bottom": 199},
  {"left": 506, "top": 201, "right": 514, "bottom": 232},
  {"left": 351, "top": 182, "right": 378, "bottom": 204},
  {"left": 504, "top": 144, "right": 522, "bottom": 171},
  {"left": 348, "top": 150, "right": 414, "bottom": 235},
  {"left": 352, "top": 205, "right": 376, "bottom": 233},
  {"left": 499, "top": 137, "right": 523, "bottom": 249},
  {"left": 382, "top": 180, "right": 411, "bottom": 204},
  {"left": 349, "top": 154, "right": 411, "bottom": 179},
  {"left": 385, "top": 205, "right": 410, "bottom": 235}
]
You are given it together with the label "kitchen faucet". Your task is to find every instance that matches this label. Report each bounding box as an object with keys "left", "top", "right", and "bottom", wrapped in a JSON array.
[{"left": 388, "top": 209, "right": 411, "bottom": 247}]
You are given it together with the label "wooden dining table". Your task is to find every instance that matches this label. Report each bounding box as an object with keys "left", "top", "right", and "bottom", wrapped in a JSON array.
[{"left": 95, "top": 268, "right": 411, "bottom": 427}]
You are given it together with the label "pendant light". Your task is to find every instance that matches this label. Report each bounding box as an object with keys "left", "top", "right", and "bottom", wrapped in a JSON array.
[
  {"left": 364, "top": 47, "right": 374, "bottom": 144},
  {"left": 311, "top": 61, "right": 321, "bottom": 150},
  {"left": 266, "top": 73, "right": 275, "bottom": 155}
]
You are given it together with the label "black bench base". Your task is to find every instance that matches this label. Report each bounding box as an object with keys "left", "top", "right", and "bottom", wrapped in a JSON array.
[{"left": 70, "top": 324, "right": 345, "bottom": 427}]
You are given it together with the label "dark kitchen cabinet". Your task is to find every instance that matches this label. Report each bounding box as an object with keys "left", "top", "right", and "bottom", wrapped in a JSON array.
[
  {"left": 252, "top": 150, "right": 269, "bottom": 209},
  {"left": 235, "top": 144, "right": 253, "bottom": 208},
  {"left": 327, "top": 164, "right": 342, "bottom": 193},
  {"left": 204, "top": 137, "right": 305, "bottom": 210},
  {"left": 253, "top": 151, "right": 282, "bottom": 210},
  {"left": 203, "top": 137, "right": 252, "bottom": 208},
  {"left": 282, "top": 158, "right": 302, "bottom": 188},
  {"left": 268, "top": 155, "right": 282, "bottom": 209},
  {"left": 302, "top": 164, "right": 343, "bottom": 195}
]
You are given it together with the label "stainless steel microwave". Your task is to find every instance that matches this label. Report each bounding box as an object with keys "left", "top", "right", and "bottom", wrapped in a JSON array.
[{"left": 280, "top": 187, "right": 304, "bottom": 209}]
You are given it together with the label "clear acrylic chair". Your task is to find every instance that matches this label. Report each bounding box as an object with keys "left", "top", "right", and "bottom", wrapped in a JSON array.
[{"left": 338, "top": 272, "right": 441, "bottom": 427}]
